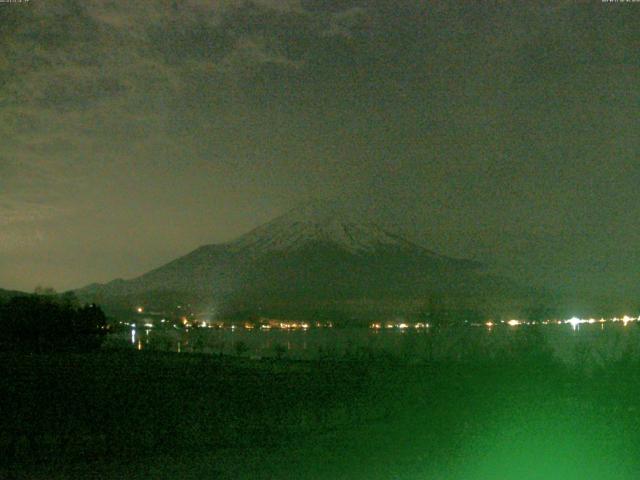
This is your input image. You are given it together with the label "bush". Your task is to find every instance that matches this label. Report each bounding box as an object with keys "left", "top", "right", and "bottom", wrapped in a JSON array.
[{"left": 0, "top": 294, "right": 108, "bottom": 352}]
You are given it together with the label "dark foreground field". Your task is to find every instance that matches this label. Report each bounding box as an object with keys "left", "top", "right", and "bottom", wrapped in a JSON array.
[{"left": 2, "top": 344, "right": 640, "bottom": 479}]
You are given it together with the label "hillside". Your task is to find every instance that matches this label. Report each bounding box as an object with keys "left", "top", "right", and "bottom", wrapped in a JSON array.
[{"left": 77, "top": 204, "right": 523, "bottom": 321}]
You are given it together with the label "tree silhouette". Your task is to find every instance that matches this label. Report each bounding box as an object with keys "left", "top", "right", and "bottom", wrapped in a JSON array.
[{"left": 0, "top": 293, "right": 108, "bottom": 352}]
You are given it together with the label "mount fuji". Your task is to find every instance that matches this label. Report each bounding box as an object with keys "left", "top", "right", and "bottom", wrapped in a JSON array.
[{"left": 77, "top": 203, "right": 513, "bottom": 321}]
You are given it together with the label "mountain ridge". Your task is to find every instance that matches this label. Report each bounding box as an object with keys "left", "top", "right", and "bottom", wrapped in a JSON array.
[{"left": 76, "top": 204, "right": 515, "bottom": 321}]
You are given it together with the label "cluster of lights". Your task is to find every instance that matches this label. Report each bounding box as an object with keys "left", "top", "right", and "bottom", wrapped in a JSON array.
[
  {"left": 615, "top": 315, "right": 637, "bottom": 326},
  {"left": 370, "top": 322, "right": 430, "bottom": 330},
  {"left": 185, "top": 321, "right": 324, "bottom": 331},
  {"left": 502, "top": 315, "right": 639, "bottom": 330},
  {"left": 366, "top": 316, "right": 640, "bottom": 331},
  {"left": 131, "top": 304, "right": 336, "bottom": 331},
  {"left": 259, "top": 321, "right": 333, "bottom": 330},
  {"left": 130, "top": 304, "right": 640, "bottom": 334},
  {"left": 278, "top": 322, "right": 310, "bottom": 330}
]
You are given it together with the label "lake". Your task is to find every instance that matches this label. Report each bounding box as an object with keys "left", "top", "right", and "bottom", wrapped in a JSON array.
[{"left": 104, "top": 321, "right": 640, "bottom": 365}]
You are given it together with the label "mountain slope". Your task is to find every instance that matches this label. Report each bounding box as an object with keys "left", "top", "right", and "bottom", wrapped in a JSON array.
[{"left": 77, "top": 204, "right": 514, "bottom": 320}]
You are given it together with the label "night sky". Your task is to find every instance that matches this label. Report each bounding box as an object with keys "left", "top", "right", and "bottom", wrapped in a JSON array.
[{"left": 1, "top": 1, "right": 638, "bottom": 302}]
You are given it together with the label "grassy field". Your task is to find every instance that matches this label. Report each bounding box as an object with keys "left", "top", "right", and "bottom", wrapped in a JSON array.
[{"left": 2, "top": 342, "right": 640, "bottom": 479}]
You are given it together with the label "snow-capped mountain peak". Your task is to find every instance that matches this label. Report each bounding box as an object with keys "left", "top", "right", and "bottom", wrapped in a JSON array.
[
  {"left": 75, "top": 200, "right": 494, "bottom": 315},
  {"left": 226, "top": 202, "right": 431, "bottom": 255}
]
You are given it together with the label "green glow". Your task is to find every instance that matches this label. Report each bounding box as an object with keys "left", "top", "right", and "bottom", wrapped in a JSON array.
[{"left": 442, "top": 406, "right": 634, "bottom": 480}]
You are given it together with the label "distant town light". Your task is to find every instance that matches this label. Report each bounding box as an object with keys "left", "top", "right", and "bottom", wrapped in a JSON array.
[
  {"left": 136, "top": 307, "right": 143, "bottom": 313},
  {"left": 566, "top": 317, "right": 583, "bottom": 330},
  {"left": 507, "top": 319, "right": 520, "bottom": 327}
]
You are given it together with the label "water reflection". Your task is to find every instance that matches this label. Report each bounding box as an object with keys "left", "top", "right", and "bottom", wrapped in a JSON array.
[{"left": 104, "top": 321, "right": 640, "bottom": 365}]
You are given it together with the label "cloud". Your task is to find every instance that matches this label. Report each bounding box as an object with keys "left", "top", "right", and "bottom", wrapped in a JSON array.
[
  {"left": 0, "top": 199, "right": 62, "bottom": 227},
  {"left": 0, "top": 228, "right": 46, "bottom": 253},
  {"left": 2, "top": 0, "right": 639, "bottom": 296}
]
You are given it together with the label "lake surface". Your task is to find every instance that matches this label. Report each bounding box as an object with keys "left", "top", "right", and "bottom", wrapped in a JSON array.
[{"left": 104, "top": 321, "right": 640, "bottom": 365}]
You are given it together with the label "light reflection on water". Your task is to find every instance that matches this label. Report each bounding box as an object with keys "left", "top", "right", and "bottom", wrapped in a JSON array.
[{"left": 104, "top": 322, "right": 640, "bottom": 364}]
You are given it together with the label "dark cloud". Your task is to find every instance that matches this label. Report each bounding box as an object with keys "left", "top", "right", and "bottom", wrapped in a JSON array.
[{"left": 1, "top": 1, "right": 639, "bottom": 304}]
